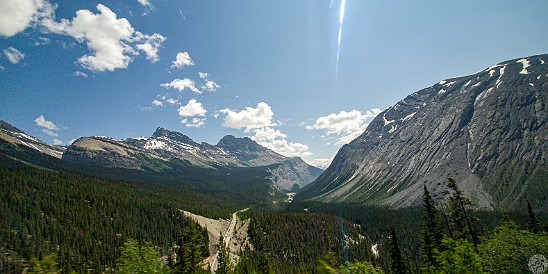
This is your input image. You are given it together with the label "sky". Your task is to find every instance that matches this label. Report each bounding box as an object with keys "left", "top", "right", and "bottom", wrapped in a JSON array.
[{"left": 1, "top": 0, "right": 547, "bottom": 169}]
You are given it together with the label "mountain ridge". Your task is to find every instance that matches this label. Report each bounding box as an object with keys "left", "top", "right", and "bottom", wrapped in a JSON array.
[{"left": 297, "top": 54, "right": 547, "bottom": 211}]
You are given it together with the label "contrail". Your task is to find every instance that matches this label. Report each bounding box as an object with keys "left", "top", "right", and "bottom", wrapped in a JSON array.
[{"left": 335, "top": 0, "right": 346, "bottom": 85}]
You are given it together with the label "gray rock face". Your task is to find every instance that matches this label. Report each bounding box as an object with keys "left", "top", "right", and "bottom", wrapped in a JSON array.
[
  {"left": 299, "top": 54, "right": 547, "bottom": 211},
  {"left": 0, "top": 120, "right": 66, "bottom": 158},
  {"left": 63, "top": 127, "right": 322, "bottom": 190}
]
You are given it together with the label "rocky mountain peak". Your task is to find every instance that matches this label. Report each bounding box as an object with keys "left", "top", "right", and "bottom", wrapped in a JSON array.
[
  {"left": 216, "top": 135, "right": 265, "bottom": 152},
  {"left": 152, "top": 127, "right": 198, "bottom": 146}
]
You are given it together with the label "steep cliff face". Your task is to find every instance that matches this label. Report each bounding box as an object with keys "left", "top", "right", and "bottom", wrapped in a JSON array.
[
  {"left": 298, "top": 54, "right": 547, "bottom": 210},
  {"left": 62, "top": 127, "right": 322, "bottom": 190}
]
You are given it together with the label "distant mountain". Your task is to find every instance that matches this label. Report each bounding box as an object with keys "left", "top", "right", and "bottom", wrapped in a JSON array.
[
  {"left": 62, "top": 127, "right": 322, "bottom": 191},
  {"left": 297, "top": 54, "right": 547, "bottom": 211},
  {"left": 0, "top": 120, "right": 65, "bottom": 158}
]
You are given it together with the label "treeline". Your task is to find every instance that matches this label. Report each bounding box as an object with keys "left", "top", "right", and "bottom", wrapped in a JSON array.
[
  {"left": 0, "top": 157, "right": 217, "bottom": 273},
  {"left": 229, "top": 179, "right": 547, "bottom": 273}
]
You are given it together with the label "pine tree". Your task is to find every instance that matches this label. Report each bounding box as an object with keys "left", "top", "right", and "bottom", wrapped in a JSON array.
[
  {"left": 175, "top": 222, "right": 206, "bottom": 273},
  {"left": 216, "top": 232, "right": 230, "bottom": 274},
  {"left": 526, "top": 200, "right": 540, "bottom": 233},
  {"left": 389, "top": 225, "right": 406, "bottom": 274},
  {"left": 446, "top": 178, "right": 479, "bottom": 248},
  {"left": 419, "top": 185, "right": 442, "bottom": 269}
]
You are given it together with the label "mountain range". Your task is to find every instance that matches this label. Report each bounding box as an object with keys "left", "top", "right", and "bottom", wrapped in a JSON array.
[
  {"left": 297, "top": 54, "right": 547, "bottom": 211},
  {"left": 0, "top": 121, "right": 322, "bottom": 201}
]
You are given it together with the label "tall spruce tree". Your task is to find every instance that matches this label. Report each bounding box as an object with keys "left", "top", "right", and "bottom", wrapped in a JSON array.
[
  {"left": 389, "top": 225, "right": 406, "bottom": 274},
  {"left": 419, "top": 185, "right": 442, "bottom": 269},
  {"left": 216, "top": 232, "right": 230, "bottom": 274},
  {"left": 446, "top": 178, "right": 479, "bottom": 248},
  {"left": 175, "top": 222, "right": 206, "bottom": 273}
]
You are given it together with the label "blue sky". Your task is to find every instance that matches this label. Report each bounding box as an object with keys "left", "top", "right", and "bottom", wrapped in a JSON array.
[{"left": 1, "top": 0, "right": 547, "bottom": 168}]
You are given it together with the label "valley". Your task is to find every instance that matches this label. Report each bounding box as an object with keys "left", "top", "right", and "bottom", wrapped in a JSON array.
[{"left": 1, "top": 54, "right": 547, "bottom": 273}]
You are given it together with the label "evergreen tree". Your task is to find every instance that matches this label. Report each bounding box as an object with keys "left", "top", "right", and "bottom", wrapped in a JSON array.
[
  {"left": 389, "top": 225, "right": 406, "bottom": 274},
  {"left": 419, "top": 185, "right": 442, "bottom": 269},
  {"left": 526, "top": 200, "right": 540, "bottom": 233},
  {"left": 446, "top": 178, "right": 479, "bottom": 248},
  {"left": 117, "top": 238, "right": 169, "bottom": 274},
  {"left": 175, "top": 222, "right": 206, "bottom": 273},
  {"left": 216, "top": 232, "right": 230, "bottom": 274}
]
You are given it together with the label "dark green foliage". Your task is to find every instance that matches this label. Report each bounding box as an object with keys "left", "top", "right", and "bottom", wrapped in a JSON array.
[
  {"left": 445, "top": 178, "right": 480, "bottom": 247},
  {"left": 242, "top": 209, "right": 372, "bottom": 273},
  {"left": 216, "top": 232, "right": 230, "bottom": 274},
  {"left": 479, "top": 221, "right": 548, "bottom": 273},
  {"left": 389, "top": 225, "right": 406, "bottom": 274},
  {"left": 427, "top": 237, "right": 483, "bottom": 274},
  {"left": 117, "top": 238, "right": 170, "bottom": 274},
  {"left": 28, "top": 253, "right": 61, "bottom": 274},
  {"left": 419, "top": 185, "right": 443, "bottom": 269},
  {"left": 174, "top": 222, "right": 208, "bottom": 273},
  {"left": 0, "top": 156, "right": 209, "bottom": 273}
]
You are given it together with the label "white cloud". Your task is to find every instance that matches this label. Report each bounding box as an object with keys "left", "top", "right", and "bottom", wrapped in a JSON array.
[
  {"left": 307, "top": 109, "right": 381, "bottom": 145},
  {"left": 165, "top": 98, "right": 178, "bottom": 105},
  {"left": 220, "top": 102, "right": 274, "bottom": 131},
  {"left": 35, "top": 115, "right": 60, "bottom": 131},
  {"left": 52, "top": 139, "right": 64, "bottom": 145},
  {"left": 0, "top": 0, "right": 54, "bottom": 37},
  {"left": 171, "top": 51, "right": 194, "bottom": 69},
  {"left": 74, "top": 71, "right": 88, "bottom": 78},
  {"left": 3, "top": 47, "right": 25, "bottom": 64},
  {"left": 161, "top": 78, "right": 200, "bottom": 93},
  {"left": 255, "top": 135, "right": 312, "bottom": 158},
  {"left": 178, "top": 100, "right": 207, "bottom": 128},
  {"left": 151, "top": 99, "right": 163, "bottom": 106},
  {"left": 33, "top": 36, "right": 51, "bottom": 46},
  {"left": 250, "top": 127, "right": 312, "bottom": 158},
  {"left": 308, "top": 158, "right": 333, "bottom": 169},
  {"left": 181, "top": 117, "right": 206, "bottom": 128},
  {"left": 199, "top": 71, "right": 220, "bottom": 92},
  {"left": 251, "top": 127, "right": 287, "bottom": 143},
  {"left": 137, "top": 0, "right": 153, "bottom": 15},
  {"left": 135, "top": 33, "right": 166, "bottom": 62},
  {"left": 178, "top": 99, "right": 207, "bottom": 117},
  {"left": 42, "top": 4, "right": 165, "bottom": 71},
  {"left": 35, "top": 115, "right": 64, "bottom": 137}
]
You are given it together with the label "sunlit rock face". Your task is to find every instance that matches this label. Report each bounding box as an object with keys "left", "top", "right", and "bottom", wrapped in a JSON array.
[{"left": 299, "top": 54, "right": 547, "bottom": 211}]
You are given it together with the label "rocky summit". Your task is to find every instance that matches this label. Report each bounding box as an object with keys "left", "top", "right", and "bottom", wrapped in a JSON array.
[
  {"left": 297, "top": 54, "right": 547, "bottom": 211},
  {"left": 62, "top": 127, "right": 322, "bottom": 191}
]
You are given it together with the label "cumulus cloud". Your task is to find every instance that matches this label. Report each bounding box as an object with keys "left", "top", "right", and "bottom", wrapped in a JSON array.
[
  {"left": 178, "top": 99, "right": 206, "bottom": 117},
  {"left": 0, "top": 0, "right": 54, "bottom": 37},
  {"left": 151, "top": 99, "right": 163, "bottom": 106},
  {"left": 220, "top": 102, "right": 311, "bottom": 157},
  {"left": 135, "top": 33, "right": 166, "bottom": 62},
  {"left": 308, "top": 158, "right": 333, "bottom": 169},
  {"left": 199, "top": 72, "right": 220, "bottom": 92},
  {"left": 34, "top": 115, "right": 63, "bottom": 137},
  {"left": 42, "top": 4, "right": 165, "bottom": 71},
  {"left": 161, "top": 78, "right": 200, "bottom": 93},
  {"left": 250, "top": 127, "right": 312, "bottom": 158},
  {"left": 165, "top": 98, "right": 178, "bottom": 105},
  {"left": 220, "top": 102, "right": 274, "bottom": 131},
  {"left": 52, "top": 139, "right": 63, "bottom": 145},
  {"left": 178, "top": 99, "right": 207, "bottom": 127},
  {"left": 171, "top": 52, "right": 194, "bottom": 69},
  {"left": 307, "top": 108, "right": 381, "bottom": 145},
  {"left": 3, "top": 47, "right": 25, "bottom": 64}
]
